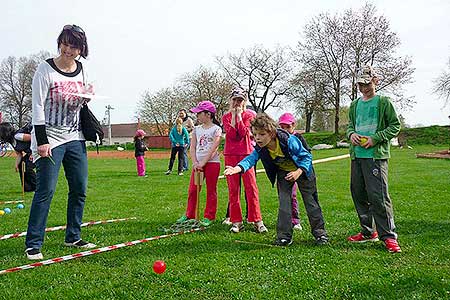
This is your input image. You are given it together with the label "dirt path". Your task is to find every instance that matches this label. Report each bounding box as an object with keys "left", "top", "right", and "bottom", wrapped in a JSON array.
[{"left": 88, "top": 151, "right": 171, "bottom": 159}]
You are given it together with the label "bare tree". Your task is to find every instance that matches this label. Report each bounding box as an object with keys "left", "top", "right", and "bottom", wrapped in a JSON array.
[
  {"left": 217, "top": 45, "right": 293, "bottom": 113},
  {"left": 289, "top": 67, "right": 330, "bottom": 132},
  {"left": 137, "top": 88, "right": 183, "bottom": 135},
  {"left": 296, "top": 13, "right": 348, "bottom": 134},
  {"left": 295, "top": 3, "right": 414, "bottom": 134},
  {"left": 433, "top": 58, "right": 450, "bottom": 108},
  {"left": 179, "top": 66, "right": 234, "bottom": 119},
  {"left": 344, "top": 3, "right": 414, "bottom": 108},
  {"left": 0, "top": 51, "right": 51, "bottom": 127}
]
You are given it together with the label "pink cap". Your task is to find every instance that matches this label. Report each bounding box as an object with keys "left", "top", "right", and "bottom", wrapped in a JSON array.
[
  {"left": 190, "top": 101, "right": 217, "bottom": 114},
  {"left": 278, "top": 113, "right": 296, "bottom": 125},
  {"left": 135, "top": 129, "right": 146, "bottom": 137}
]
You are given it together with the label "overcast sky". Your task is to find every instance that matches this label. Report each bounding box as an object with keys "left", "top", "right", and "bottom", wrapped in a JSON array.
[{"left": 2, "top": 0, "right": 449, "bottom": 127}]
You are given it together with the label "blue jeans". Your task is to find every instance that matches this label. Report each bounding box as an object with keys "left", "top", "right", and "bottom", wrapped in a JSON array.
[
  {"left": 25, "top": 140, "right": 88, "bottom": 250},
  {"left": 183, "top": 146, "right": 189, "bottom": 170}
]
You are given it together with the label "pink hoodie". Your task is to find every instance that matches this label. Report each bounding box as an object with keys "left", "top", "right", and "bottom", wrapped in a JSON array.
[{"left": 222, "top": 109, "right": 256, "bottom": 156}]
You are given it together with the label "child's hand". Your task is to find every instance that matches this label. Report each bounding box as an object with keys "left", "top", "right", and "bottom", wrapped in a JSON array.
[
  {"left": 285, "top": 169, "right": 303, "bottom": 182},
  {"left": 350, "top": 133, "right": 362, "bottom": 146},
  {"left": 360, "top": 136, "right": 374, "bottom": 149},
  {"left": 224, "top": 166, "right": 240, "bottom": 176}
]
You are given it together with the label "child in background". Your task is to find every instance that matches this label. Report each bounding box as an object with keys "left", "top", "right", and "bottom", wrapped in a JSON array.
[
  {"left": 222, "top": 88, "right": 267, "bottom": 233},
  {"left": 0, "top": 122, "right": 36, "bottom": 192},
  {"left": 134, "top": 129, "right": 148, "bottom": 177},
  {"left": 224, "top": 113, "right": 328, "bottom": 246},
  {"left": 166, "top": 117, "right": 190, "bottom": 176},
  {"left": 176, "top": 101, "right": 222, "bottom": 227},
  {"left": 278, "top": 112, "right": 313, "bottom": 231}
]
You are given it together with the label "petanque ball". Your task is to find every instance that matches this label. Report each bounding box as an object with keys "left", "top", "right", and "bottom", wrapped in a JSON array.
[
  {"left": 16, "top": 204, "right": 25, "bottom": 209},
  {"left": 4, "top": 208, "right": 11, "bottom": 214},
  {"left": 0, "top": 210, "right": 5, "bottom": 216},
  {"left": 152, "top": 260, "right": 166, "bottom": 274}
]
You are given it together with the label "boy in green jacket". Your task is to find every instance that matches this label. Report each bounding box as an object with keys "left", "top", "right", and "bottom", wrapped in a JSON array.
[{"left": 346, "top": 65, "right": 402, "bottom": 253}]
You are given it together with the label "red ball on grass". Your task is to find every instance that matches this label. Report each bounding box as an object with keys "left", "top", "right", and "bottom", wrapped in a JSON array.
[{"left": 153, "top": 260, "right": 166, "bottom": 274}]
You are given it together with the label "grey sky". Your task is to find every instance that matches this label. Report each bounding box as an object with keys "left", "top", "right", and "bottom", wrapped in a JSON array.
[{"left": 2, "top": 0, "right": 449, "bottom": 127}]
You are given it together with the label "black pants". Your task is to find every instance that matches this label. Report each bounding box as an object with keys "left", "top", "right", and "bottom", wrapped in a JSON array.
[
  {"left": 276, "top": 169, "right": 327, "bottom": 240},
  {"left": 168, "top": 146, "right": 185, "bottom": 173},
  {"left": 19, "top": 154, "right": 36, "bottom": 192}
]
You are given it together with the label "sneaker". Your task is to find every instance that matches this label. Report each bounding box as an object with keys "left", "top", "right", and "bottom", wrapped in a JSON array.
[
  {"left": 384, "top": 238, "right": 402, "bottom": 253},
  {"left": 315, "top": 235, "right": 329, "bottom": 245},
  {"left": 200, "top": 218, "right": 212, "bottom": 227},
  {"left": 254, "top": 221, "right": 268, "bottom": 233},
  {"left": 230, "top": 222, "right": 244, "bottom": 233},
  {"left": 246, "top": 219, "right": 254, "bottom": 225},
  {"left": 165, "top": 170, "right": 172, "bottom": 175},
  {"left": 25, "top": 248, "right": 43, "bottom": 260},
  {"left": 293, "top": 224, "right": 303, "bottom": 231},
  {"left": 64, "top": 239, "right": 96, "bottom": 249},
  {"left": 222, "top": 217, "right": 232, "bottom": 225},
  {"left": 176, "top": 215, "right": 189, "bottom": 223},
  {"left": 273, "top": 238, "right": 293, "bottom": 246},
  {"left": 178, "top": 172, "right": 184, "bottom": 176},
  {"left": 347, "top": 232, "right": 379, "bottom": 243}
]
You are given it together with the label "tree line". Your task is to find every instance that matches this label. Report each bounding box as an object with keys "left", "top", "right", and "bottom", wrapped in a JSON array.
[{"left": 1, "top": 4, "right": 448, "bottom": 134}]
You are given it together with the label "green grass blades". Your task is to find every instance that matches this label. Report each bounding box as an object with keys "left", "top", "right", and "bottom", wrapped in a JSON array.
[{"left": 0, "top": 146, "right": 449, "bottom": 299}]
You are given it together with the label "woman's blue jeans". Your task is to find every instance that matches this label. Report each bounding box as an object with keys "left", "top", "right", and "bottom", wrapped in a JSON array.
[{"left": 25, "top": 140, "right": 88, "bottom": 250}]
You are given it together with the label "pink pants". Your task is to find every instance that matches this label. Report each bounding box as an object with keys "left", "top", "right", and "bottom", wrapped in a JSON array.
[
  {"left": 185, "top": 162, "right": 220, "bottom": 220},
  {"left": 225, "top": 155, "right": 262, "bottom": 223},
  {"left": 136, "top": 156, "right": 146, "bottom": 176}
]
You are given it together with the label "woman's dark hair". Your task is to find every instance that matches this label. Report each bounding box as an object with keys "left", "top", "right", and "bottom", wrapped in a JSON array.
[
  {"left": 0, "top": 122, "right": 16, "bottom": 143},
  {"left": 57, "top": 25, "right": 89, "bottom": 58}
]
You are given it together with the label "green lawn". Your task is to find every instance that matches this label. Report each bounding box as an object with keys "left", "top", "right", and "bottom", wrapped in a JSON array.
[{"left": 0, "top": 146, "right": 449, "bottom": 299}]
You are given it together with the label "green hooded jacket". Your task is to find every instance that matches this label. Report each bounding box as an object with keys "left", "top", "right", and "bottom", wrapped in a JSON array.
[{"left": 346, "top": 95, "right": 400, "bottom": 160}]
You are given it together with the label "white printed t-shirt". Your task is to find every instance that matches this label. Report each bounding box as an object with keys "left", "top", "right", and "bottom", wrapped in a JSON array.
[{"left": 193, "top": 124, "right": 222, "bottom": 163}]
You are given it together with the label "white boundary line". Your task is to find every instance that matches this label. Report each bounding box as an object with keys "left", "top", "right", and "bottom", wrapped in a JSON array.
[
  {"left": 0, "top": 217, "right": 137, "bottom": 241},
  {"left": 218, "top": 154, "right": 350, "bottom": 179}
]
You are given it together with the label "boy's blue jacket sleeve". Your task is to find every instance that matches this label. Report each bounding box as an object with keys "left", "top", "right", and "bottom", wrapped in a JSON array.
[
  {"left": 237, "top": 149, "right": 260, "bottom": 172},
  {"left": 288, "top": 135, "right": 312, "bottom": 176}
]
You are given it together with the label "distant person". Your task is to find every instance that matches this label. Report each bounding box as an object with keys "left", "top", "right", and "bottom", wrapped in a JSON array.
[
  {"left": 26, "top": 24, "right": 96, "bottom": 260},
  {"left": 134, "top": 129, "right": 148, "bottom": 177},
  {"left": 178, "top": 109, "right": 195, "bottom": 171},
  {"left": 0, "top": 122, "right": 36, "bottom": 192},
  {"left": 176, "top": 101, "right": 222, "bottom": 226},
  {"left": 346, "top": 65, "right": 402, "bottom": 253},
  {"left": 222, "top": 88, "right": 267, "bottom": 233},
  {"left": 224, "top": 113, "right": 329, "bottom": 246},
  {"left": 166, "top": 117, "right": 190, "bottom": 176}
]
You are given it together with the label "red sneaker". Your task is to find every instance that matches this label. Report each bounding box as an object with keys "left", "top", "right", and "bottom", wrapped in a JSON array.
[
  {"left": 347, "top": 232, "right": 379, "bottom": 243},
  {"left": 384, "top": 238, "right": 402, "bottom": 253}
]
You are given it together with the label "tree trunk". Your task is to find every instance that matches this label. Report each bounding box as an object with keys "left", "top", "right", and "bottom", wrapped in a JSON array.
[
  {"left": 334, "top": 93, "right": 340, "bottom": 135},
  {"left": 305, "top": 111, "right": 313, "bottom": 133}
]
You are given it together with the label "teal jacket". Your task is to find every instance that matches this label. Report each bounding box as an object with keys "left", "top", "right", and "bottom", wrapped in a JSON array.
[
  {"left": 169, "top": 126, "right": 190, "bottom": 147},
  {"left": 346, "top": 95, "right": 400, "bottom": 160}
]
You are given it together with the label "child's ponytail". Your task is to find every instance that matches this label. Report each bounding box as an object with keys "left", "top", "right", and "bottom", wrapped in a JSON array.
[{"left": 176, "top": 118, "right": 183, "bottom": 134}]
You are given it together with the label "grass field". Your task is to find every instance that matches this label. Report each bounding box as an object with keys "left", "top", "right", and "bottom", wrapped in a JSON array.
[{"left": 0, "top": 146, "right": 449, "bottom": 299}]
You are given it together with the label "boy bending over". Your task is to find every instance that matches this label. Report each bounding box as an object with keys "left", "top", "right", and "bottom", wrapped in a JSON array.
[{"left": 224, "top": 113, "right": 328, "bottom": 246}]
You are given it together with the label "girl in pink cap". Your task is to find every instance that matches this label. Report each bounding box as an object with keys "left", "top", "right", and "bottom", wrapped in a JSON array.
[
  {"left": 176, "top": 101, "right": 222, "bottom": 226},
  {"left": 222, "top": 88, "right": 267, "bottom": 233},
  {"left": 134, "top": 129, "right": 148, "bottom": 177}
]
